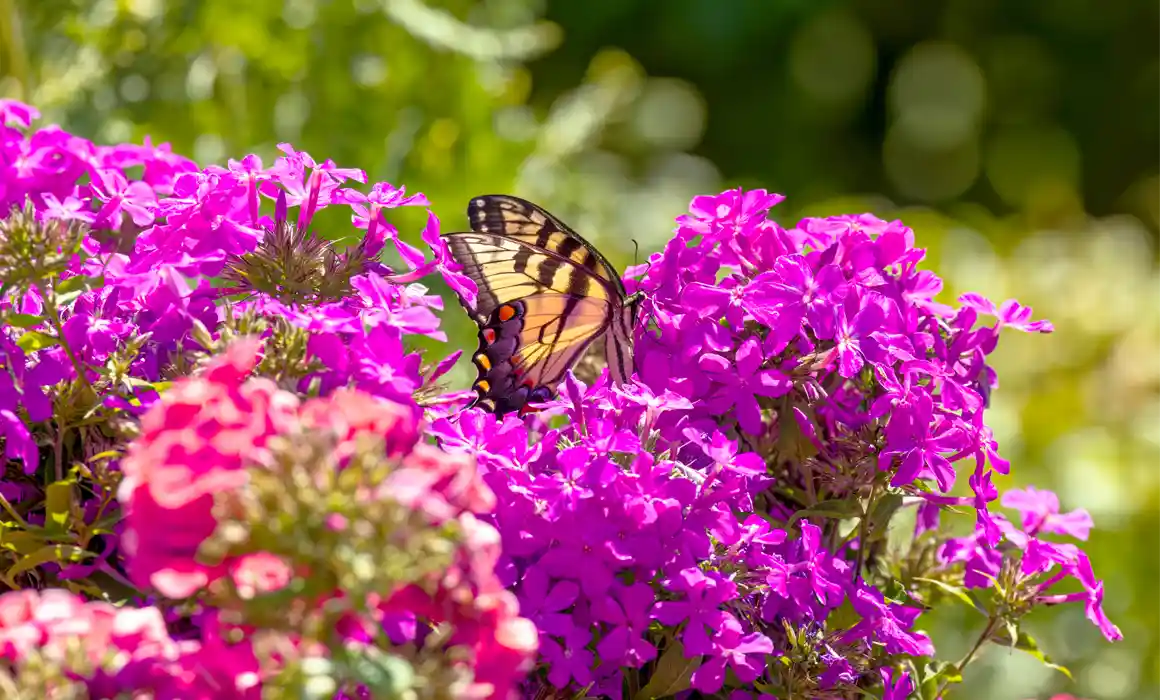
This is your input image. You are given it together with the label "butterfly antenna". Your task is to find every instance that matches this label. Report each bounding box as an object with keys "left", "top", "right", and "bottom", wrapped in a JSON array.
[{"left": 631, "top": 239, "right": 641, "bottom": 268}]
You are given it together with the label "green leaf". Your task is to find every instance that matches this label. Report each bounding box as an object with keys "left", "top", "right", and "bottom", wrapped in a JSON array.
[
  {"left": 4, "top": 313, "right": 43, "bottom": 329},
  {"left": 824, "top": 597, "right": 860, "bottom": 632},
  {"left": 788, "top": 498, "right": 863, "bottom": 526},
  {"left": 45, "top": 480, "right": 75, "bottom": 533},
  {"left": 916, "top": 661, "right": 961, "bottom": 700},
  {"left": 3, "top": 545, "right": 90, "bottom": 587},
  {"left": 16, "top": 330, "right": 59, "bottom": 351},
  {"left": 0, "top": 528, "right": 51, "bottom": 555},
  {"left": 915, "top": 577, "right": 988, "bottom": 615},
  {"left": 997, "top": 627, "right": 1073, "bottom": 680},
  {"left": 55, "top": 275, "right": 104, "bottom": 306},
  {"left": 865, "top": 492, "right": 904, "bottom": 541},
  {"left": 634, "top": 640, "right": 699, "bottom": 700}
]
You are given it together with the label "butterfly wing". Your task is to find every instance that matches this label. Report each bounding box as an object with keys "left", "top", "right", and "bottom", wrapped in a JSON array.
[
  {"left": 442, "top": 230, "right": 616, "bottom": 415},
  {"left": 466, "top": 194, "right": 629, "bottom": 297}
]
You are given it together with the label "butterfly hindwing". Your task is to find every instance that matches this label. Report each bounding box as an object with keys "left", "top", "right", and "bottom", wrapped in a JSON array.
[
  {"left": 470, "top": 295, "right": 610, "bottom": 415},
  {"left": 444, "top": 195, "right": 637, "bottom": 416}
]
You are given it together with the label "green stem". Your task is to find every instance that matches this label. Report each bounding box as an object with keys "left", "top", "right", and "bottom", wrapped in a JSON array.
[
  {"left": 37, "top": 281, "right": 92, "bottom": 390},
  {"left": 938, "top": 616, "right": 999, "bottom": 696},
  {"left": 0, "top": 491, "right": 27, "bottom": 527},
  {"left": 852, "top": 483, "right": 876, "bottom": 581}
]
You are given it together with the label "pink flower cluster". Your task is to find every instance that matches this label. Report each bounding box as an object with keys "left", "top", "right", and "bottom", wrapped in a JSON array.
[
  {"left": 0, "top": 589, "right": 260, "bottom": 699},
  {"left": 0, "top": 337, "right": 535, "bottom": 697},
  {"left": 117, "top": 339, "right": 537, "bottom": 697}
]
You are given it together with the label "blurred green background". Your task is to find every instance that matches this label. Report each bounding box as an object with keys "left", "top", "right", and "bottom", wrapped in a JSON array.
[{"left": 2, "top": 1, "right": 1156, "bottom": 698}]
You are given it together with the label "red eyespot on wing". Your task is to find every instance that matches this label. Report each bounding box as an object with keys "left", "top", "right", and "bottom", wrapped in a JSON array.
[
  {"left": 482, "top": 328, "right": 497, "bottom": 343},
  {"left": 498, "top": 305, "right": 516, "bottom": 322}
]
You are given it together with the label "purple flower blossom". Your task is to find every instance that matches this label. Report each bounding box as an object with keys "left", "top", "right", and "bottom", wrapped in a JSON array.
[
  {"left": 699, "top": 336, "right": 791, "bottom": 434},
  {"left": 689, "top": 620, "right": 774, "bottom": 693}
]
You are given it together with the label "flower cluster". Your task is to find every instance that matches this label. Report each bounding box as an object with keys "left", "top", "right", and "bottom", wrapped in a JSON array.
[
  {"left": 0, "top": 588, "right": 261, "bottom": 699},
  {"left": 429, "top": 190, "right": 1121, "bottom": 696},
  {"left": 115, "top": 338, "right": 536, "bottom": 697},
  {"left": 0, "top": 97, "right": 1121, "bottom": 699}
]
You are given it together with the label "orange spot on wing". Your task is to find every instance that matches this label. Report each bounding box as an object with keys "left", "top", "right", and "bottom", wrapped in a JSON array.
[
  {"left": 475, "top": 353, "right": 491, "bottom": 371},
  {"left": 498, "top": 304, "right": 516, "bottom": 322},
  {"left": 476, "top": 380, "right": 491, "bottom": 393}
]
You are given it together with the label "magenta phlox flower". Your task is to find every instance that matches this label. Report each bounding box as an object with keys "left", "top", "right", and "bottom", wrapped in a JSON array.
[
  {"left": 880, "top": 667, "right": 914, "bottom": 700},
  {"left": 205, "top": 154, "right": 268, "bottom": 225},
  {"left": 679, "top": 274, "right": 781, "bottom": 329},
  {"left": 683, "top": 428, "right": 767, "bottom": 480},
  {"left": 38, "top": 191, "right": 94, "bottom": 223},
  {"left": 829, "top": 291, "right": 888, "bottom": 378},
  {"left": 0, "top": 99, "right": 40, "bottom": 128},
  {"left": 349, "top": 325, "right": 421, "bottom": 403},
  {"left": 536, "top": 507, "right": 619, "bottom": 597},
  {"left": 427, "top": 409, "right": 544, "bottom": 475},
  {"left": 699, "top": 336, "right": 791, "bottom": 434},
  {"left": 879, "top": 390, "right": 965, "bottom": 492},
  {"left": 517, "top": 567, "right": 578, "bottom": 637},
  {"left": 959, "top": 293, "right": 1054, "bottom": 333},
  {"left": 767, "top": 254, "right": 848, "bottom": 342},
  {"left": 91, "top": 167, "right": 157, "bottom": 228},
  {"left": 689, "top": 617, "right": 774, "bottom": 693},
  {"left": 653, "top": 568, "right": 738, "bottom": 656},
  {"left": 103, "top": 136, "right": 200, "bottom": 196},
  {"left": 782, "top": 521, "right": 847, "bottom": 610},
  {"left": 1001, "top": 486, "right": 1093, "bottom": 540},
  {"left": 1067, "top": 553, "right": 1122, "bottom": 641},
  {"left": 592, "top": 582, "right": 657, "bottom": 668},
  {"left": 351, "top": 274, "right": 445, "bottom": 341},
  {"left": 938, "top": 526, "right": 1003, "bottom": 589},
  {"left": 0, "top": 409, "right": 37, "bottom": 473},
  {"left": 818, "top": 645, "right": 858, "bottom": 688},
  {"left": 840, "top": 582, "right": 934, "bottom": 657},
  {"left": 527, "top": 445, "right": 608, "bottom": 515},
  {"left": 540, "top": 623, "right": 595, "bottom": 689}
]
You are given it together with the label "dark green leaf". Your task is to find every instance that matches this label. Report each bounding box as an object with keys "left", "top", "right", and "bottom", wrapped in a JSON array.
[
  {"left": 4, "top": 313, "right": 43, "bottom": 329},
  {"left": 788, "top": 498, "right": 863, "bottom": 526},
  {"left": 634, "top": 640, "right": 699, "bottom": 700},
  {"left": 865, "top": 492, "right": 904, "bottom": 541},
  {"left": 16, "top": 330, "right": 59, "bottom": 351}
]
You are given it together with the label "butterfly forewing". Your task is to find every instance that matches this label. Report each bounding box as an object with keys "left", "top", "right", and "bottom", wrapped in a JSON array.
[
  {"left": 443, "top": 195, "right": 636, "bottom": 416},
  {"left": 466, "top": 195, "right": 627, "bottom": 294}
]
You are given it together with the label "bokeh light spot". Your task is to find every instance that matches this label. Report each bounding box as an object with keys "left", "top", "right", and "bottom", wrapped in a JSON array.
[
  {"left": 789, "top": 9, "right": 876, "bottom": 105},
  {"left": 889, "top": 41, "right": 986, "bottom": 151}
]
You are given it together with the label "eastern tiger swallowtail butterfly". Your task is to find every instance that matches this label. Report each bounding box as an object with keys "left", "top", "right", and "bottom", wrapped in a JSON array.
[{"left": 442, "top": 195, "right": 642, "bottom": 417}]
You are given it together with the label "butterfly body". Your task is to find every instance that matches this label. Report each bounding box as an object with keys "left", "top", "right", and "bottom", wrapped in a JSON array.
[{"left": 442, "top": 195, "right": 640, "bottom": 416}]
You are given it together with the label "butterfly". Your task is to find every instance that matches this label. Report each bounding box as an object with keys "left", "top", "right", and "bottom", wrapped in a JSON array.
[{"left": 442, "top": 195, "right": 643, "bottom": 417}]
